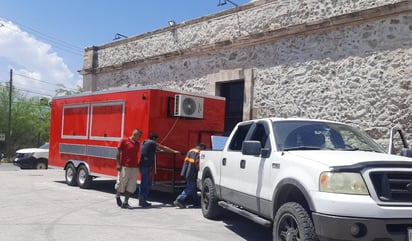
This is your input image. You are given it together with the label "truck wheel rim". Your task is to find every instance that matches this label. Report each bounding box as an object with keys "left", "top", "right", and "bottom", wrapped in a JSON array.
[
  {"left": 37, "top": 163, "right": 46, "bottom": 169},
  {"left": 78, "top": 169, "right": 86, "bottom": 184},
  {"left": 277, "top": 213, "right": 300, "bottom": 241},
  {"left": 66, "top": 168, "right": 74, "bottom": 182},
  {"left": 203, "top": 186, "right": 210, "bottom": 209}
]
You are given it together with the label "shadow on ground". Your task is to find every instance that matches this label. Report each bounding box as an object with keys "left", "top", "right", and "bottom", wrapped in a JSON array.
[
  {"left": 54, "top": 179, "right": 179, "bottom": 205},
  {"left": 220, "top": 212, "right": 272, "bottom": 241},
  {"left": 55, "top": 178, "right": 272, "bottom": 241}
]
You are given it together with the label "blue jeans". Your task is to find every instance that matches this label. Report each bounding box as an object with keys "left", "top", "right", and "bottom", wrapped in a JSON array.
[
  {"left": 139, "top": 166, "right": 152, "bottom": 200},
  {"left": 176, "top": 179, "right": 198, "bottom": 204}
]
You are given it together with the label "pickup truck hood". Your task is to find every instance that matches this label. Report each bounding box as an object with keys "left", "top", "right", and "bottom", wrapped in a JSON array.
[
  {"left": 16, "top": 148, "right": 48, "bottom": 154},
  {"left": 287, "top": 150, "right": 412, "bottom": 167}
]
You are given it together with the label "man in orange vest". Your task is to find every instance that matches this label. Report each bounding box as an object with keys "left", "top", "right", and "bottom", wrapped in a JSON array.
[{"left": 173, "top": 143, "right": 206, "bottom": 208}]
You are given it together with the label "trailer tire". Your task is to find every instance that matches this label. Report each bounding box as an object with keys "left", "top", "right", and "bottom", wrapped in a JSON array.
[
  {"left": 65, "top": 163, "right": 78, "bottom": 186},
  {"left": 77, "top": 165, "right": 92, "bottom": 189},
  {"left": 201, "top": 177, "right": 222, "bottom": 219},
  {"left": 273, "top": 202, "right": 318, "bottom": 241}
]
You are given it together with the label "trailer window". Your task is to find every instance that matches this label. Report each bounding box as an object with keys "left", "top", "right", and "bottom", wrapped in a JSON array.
[
  {"left": 62, "top": 104, "right": 89, "bottom": 139},
  {"left": 90, "top": 102, "right": 125, "bottom": 140}
]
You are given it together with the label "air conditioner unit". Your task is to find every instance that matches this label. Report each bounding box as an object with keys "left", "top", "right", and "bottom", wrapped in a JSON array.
[{"left": 174, "top": 94, "right": 204, "bottom": 119}]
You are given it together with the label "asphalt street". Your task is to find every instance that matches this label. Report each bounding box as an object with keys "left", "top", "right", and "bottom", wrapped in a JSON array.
[{"left": 0, "top": 163, "right": 271, "bottom": 241}]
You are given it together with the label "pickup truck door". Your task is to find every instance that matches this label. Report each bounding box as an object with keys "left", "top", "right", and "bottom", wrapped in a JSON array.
[{"left": 220, "top": 121, "right": 273, "bottom": 213}]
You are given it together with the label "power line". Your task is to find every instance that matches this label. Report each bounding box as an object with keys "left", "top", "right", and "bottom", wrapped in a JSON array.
[
  {"left": 0, "top": 99, "right": 51, "bottom": 107},
  {"left": 13, "top": 85, "right": 56, "bottom": 92},
  {"left": 13, "top": 72, "right": 77, "bottom": 91},
  {"left": 0, "top": 16, "right": 83, "bottom": 56},
  {"left": 0, "top": 16, "right": 83, "bottom": 51},
  {"left": 1, "top": 83, "right": 54, "bottom": 97},
  {"left": 13, "top": 86, "right": 54, "bottom": 97}
]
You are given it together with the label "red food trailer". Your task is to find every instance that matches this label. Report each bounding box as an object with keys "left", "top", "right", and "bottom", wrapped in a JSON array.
[{"left": 48, "top": 86, "right": 225, "bottom": 191}]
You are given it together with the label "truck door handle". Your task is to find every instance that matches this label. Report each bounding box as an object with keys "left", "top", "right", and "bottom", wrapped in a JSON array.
[
  {"left": 240, "top": 159, "right": 246, "bottom": 169},
  {"left": 222, "top": 158, "right": 226, "bottom": 166}
]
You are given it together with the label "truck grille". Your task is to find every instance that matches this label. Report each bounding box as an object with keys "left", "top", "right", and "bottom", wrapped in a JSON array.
[
  {"left": 15, "top": 153, "right": 25, "bottom": 158},
  {"left": 369, "top": 171, "right": 412, "bottom": 202}
]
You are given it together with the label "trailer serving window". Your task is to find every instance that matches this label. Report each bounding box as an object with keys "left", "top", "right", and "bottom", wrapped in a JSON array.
[
  {"left": 89, "top": 101, "right": 125, "bottom": 141},
  {"left": 62, "top": 104, "right": 89, "bottom": 139}
]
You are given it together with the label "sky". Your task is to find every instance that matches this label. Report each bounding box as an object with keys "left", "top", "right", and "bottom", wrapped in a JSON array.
[{"left": 0, "top": 0, "right": 251, "bottom": 98}]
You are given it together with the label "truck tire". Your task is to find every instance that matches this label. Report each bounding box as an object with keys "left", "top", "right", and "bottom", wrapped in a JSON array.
[
  {"left": 35, "top": 159, "right": 48, "bottom": 169},
  {"left": 273, "top": 202, "right": 318, "bottom": 241},
  {"left": 201, "top": 177, "right": 222, "bottom": 219},
  {"left": 65, "top": 163, "right": 78, "bottom": 186},
  {"left": 77, "top": 165, "right": 92, "bottom": 189}
]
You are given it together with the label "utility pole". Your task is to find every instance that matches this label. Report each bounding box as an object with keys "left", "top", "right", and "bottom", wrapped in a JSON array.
[{"left": 6, "top": 69, "right": 12, "bottom": 159}]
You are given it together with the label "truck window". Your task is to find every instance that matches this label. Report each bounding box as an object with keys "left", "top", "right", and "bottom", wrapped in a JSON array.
[
  {"left": 229, "top": 124, "right": 252, "bottom": 151},
  {"left": 249, "top": 122, "right": 271, "bottom": 149},
  {"left": 273, "top": 120, "right": 385, "bottom": 152}
]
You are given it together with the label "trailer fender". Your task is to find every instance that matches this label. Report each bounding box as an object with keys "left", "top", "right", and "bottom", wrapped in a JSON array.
[{"left": 64, "top": 159, "right": 90, "bottom": 173}]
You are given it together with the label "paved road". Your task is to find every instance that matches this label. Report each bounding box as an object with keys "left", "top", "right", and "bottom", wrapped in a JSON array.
[{"left": 0, "top": 163, "right": 272, "bottom": 241}]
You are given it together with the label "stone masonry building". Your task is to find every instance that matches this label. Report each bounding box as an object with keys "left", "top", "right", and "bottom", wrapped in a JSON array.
[{"left": 80, "top": 0, "right": 412, "bottom": 147}]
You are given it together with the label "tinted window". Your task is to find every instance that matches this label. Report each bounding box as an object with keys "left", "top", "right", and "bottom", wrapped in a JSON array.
[
  {"left": 250, "top": 122, "right": 270, "bottom": 149},
  {"left": 229, "top": 124, "right": 252, "bottom": 151}
]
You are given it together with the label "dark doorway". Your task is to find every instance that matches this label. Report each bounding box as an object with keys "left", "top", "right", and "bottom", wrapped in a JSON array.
[{"left": 219, "top": 81, "right": 244, "bottom": 135}]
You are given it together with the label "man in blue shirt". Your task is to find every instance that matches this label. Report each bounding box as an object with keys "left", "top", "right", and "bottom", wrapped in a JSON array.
[{"left": 139, "top": 132, "right": 179, "bottom": 207}]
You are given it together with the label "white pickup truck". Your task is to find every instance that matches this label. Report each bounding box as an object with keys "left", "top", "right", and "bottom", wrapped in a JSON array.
[{"left": 198, "top": 118, "right": 412, "bottom": 241}]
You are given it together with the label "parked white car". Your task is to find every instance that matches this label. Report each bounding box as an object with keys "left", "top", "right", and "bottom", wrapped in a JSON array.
[{"left": 13, "top": 143, "right": 49, "bottom": 169}]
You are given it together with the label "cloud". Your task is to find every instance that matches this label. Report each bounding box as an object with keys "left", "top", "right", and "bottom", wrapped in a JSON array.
[{"left": 0, "top": 19, "right": 82, "bottom": 97}]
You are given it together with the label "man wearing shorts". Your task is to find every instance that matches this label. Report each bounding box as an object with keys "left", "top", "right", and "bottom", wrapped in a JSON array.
[{"left": 115, "top": 129, "right": 142, "bottom": 209}]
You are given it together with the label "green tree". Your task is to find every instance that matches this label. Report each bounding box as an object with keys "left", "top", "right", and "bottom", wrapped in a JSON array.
[
  {"left": 55, "top": 84, "right": 83, "bottom": 96},
  {"left": 0, "top": 85, "right": 50, "bottom": 158},
  {"left": 0, "top": 83, "right": 83, "bottom": 160},
  {"left": 0, "top": 85, "right": 9, "bottom": 155}
]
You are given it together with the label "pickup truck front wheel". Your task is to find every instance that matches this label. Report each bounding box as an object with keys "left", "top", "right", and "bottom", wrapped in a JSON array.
[
  {"left": 273, "top": 202, "right": 318, "bottom": 241},
  {"left": 201, "top": 177, "right": 222, "bottom": 219}
]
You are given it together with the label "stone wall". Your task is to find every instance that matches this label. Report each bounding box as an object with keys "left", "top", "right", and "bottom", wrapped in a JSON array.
[
  {"left": 253, "top": 14, "right": 412, "bottom": 144},
  {"left": 84, "top": 0, "right": 406, "bottom": 70},
  {"left": 81, "top": 0, "right": 412, "bottom": 147}
]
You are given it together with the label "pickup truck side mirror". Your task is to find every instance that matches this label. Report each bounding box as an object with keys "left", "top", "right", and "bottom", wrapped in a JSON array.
[
  {"left": 242, "top": 140, "right": 262, "bottom": 156},
  {"left": 242, "top": 141, "right": 271, "bottom": 158}
]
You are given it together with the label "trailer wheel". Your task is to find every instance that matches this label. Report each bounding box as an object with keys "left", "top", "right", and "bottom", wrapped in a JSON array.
[
  {"left": 65, "top": 163, "right": 77, "bottom": 186},
  {"left": 273, "top": 202, "right": 318, "bottom": 241},
  {"left": 201, "top": 177, "right": 222, "bottom": 219},
  {"left": 77, "top": 165, "right": 92, "bottom": 189}
]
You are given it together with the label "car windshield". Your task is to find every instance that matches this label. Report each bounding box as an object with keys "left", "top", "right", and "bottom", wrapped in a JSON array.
[
  {"left": 39, "top": 143, "right": 49, "bottom": 149},
  {"left": 272, "top": 120, "right": 385, "bottom": 152}
]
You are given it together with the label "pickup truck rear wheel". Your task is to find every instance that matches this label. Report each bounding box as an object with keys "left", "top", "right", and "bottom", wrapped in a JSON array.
[
  {"left": 201, "top": 177, "right": 222, "bottom": 219},
  {"left": 273, "top": 202, "right": 318, "bottom": 241},
  {"left": 65, "top": 163, "right": 78, "bottom": 186}
]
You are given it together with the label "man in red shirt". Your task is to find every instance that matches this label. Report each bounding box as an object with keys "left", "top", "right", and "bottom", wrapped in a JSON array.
[{"left": 115, "top": 129, "right": 142, "bottom": 209}]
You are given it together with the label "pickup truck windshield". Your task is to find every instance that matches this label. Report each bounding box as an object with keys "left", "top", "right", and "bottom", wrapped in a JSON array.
[{"left": 273, "top": 120, "right": 385, "bottom": 152}]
